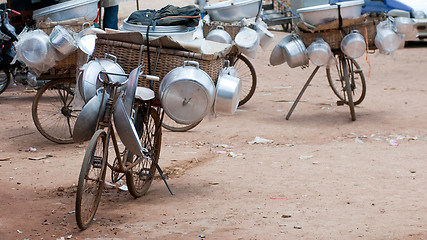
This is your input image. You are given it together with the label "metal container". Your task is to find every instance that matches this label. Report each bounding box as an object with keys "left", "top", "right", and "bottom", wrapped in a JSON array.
[
  {"left": 206, "top": 26, "right": 233, "bottom": 44},
  {"left": 18, "top": 30, "right": 54, "bottom": 65},
  {"left": 214, "top": 62, "right": 241, "bottom": 115},
  {"left": 49, "top": 25, "right": 77, "bottom": 55},
  {"left": 282, "top": 34, "right": 309, "bottom": 68},
  {"left": 81, "top": 60, "right": 107, "bottom": 103},
  {"left": 340, "top": 30, "right": 366, "bottom": 59},
  {"left": 308, "top": 38, "right": 332, "bottom": 66},
  {"left": 204, "top": 0, "right": 262, "bottom": 23},
  {"left": 254, "top": 22, "right": 275, "bottom": 49},
  {"left": 98, "top": 54, "right": 127, "bottom": 94},
  {"left": 375, "top": 28, "right": 401, "bottom": 54},
  {"left": 296, "top": 0, "right": 364, "bottom": 26},
  {"left": 73, "top": 89, "right": 109, "bottom": 143},
  {"left": 33, "top": 0, "right": 99, "bottom": 22},
  {"left": 269, "top": 35, "right": 292, "bottom": 66},
  {"left": 113, "top": 97, "right": 145, "bottom": 157},
  {"left": 235, "top": 27, "right": 260, "bottom": 59},
  {"left": 77, "top": 23, "right": 106, "bottom": 55},
  {"left": 393, "top": 17, "right": 415, "bottom": 35},
  {"left": 159, "top": 61, "right": 215, "bottom": 124}
]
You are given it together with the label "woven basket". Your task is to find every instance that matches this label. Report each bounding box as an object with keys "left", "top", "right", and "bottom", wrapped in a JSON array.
[
  {"left": 202, "top": 20, "right": 244, "bottom": 40},
  {"left": 297, "top": 20, "right": 378, "bottom": 50},
  {"left": 91, "top": 38, "right": 226, "bottom": 100}
]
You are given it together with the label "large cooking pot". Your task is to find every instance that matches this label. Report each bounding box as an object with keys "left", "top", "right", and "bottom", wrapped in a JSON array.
[
  {"left": 18, "top": 30, "right": 55, "bottom": 66},
  {"left": 269, "top": 35, "right": 292, "bottom": 66},
  {"left": 214, "top": 61, "right": 241, "bottom": 115},
  {"left": 159, "top": 61, "right": 215, "bottom": 124},
  {"left": 340, "top": 30, "right": 366, "bottom": 59},
  {"left": 49, "top": 25, "right": 77, "bottom": 56},
  {"left": 375, "top": 28, "right": 401, "bottom": 54},
  {"left": 235, "top": 27, "right": 260, "bottom": 59},
  {"left": 307, "top": 38, "right": 331, "bottom": 66},
  {"left": 98, "top": 53, "right": 127, "bottom": 94},
  {"left": 393, "top": 17, "right": 414, "bottom": 35},
  {"left": 81, "top": 60, "right": 107, "bottom": 103},
  {"left": 282, "top": 34, "right": 309, "bottom": 68},
  {"left": 206, "top": 26, "right": 233, "bottom": 44}
]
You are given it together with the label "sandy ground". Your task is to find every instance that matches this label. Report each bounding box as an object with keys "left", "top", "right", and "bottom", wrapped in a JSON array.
[{"left": 1, "top": 1, "right": 427, "bottom": 239}]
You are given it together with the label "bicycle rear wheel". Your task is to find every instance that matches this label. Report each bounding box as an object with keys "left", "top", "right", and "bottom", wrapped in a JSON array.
[
  {"left": 229, "top": 54, "right": 257, "bottom": 106},
  {"left": 0, "top": 69, "right": 10, "bottom": 94},
  {"left": 32, "top": 78, "right": 79, "bottom": 144},
  {"left": 126, "top": 105, "right": 162, "bottom": 198},
  {"left": 326, "top": 56, "right": 366, "bottom": 105},
  {"left": 341, "top": 57, "right": 356, "bottom": 121},
  {"left": 76, "top": 129, "right": 108, "bottom": 230}
]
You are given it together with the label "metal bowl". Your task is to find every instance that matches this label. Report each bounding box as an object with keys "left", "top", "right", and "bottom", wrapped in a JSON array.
[
  {"left": 33, "top": 0, "right": 99, "bottom": 22},
  {"left": 204, "top": 0, "right": 262, "bottom": 23},
  {"left": 296, "top": 0, "right": 364, "bottom": 26}
]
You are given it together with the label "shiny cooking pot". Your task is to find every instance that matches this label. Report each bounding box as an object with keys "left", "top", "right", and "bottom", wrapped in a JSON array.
[
  {"left": 393, "top": 17, "right": 414, "bottom": 35},
  {"left": 340, "top": 30, "right": 366, "bottom": 59},
  {"left": 159, "top": 61, "right": 215, "bottom": 124},
  {"left": 307, "top": 38, "right": 331, "bottom": 66},
  {"left": 282, "top": 34, "right": 309, "bottom": 68},
  {"left": 206, "top": 26, "right": 233, "bottom": 44},
  {"left": 375, "top": 28, "right": 401, "bottom": 54},
  {"left": 49, "top": 25, "right": 77, "bottom": 56},
  {"left": 214, "top": 61, "right": 241, "bottom": 115}
]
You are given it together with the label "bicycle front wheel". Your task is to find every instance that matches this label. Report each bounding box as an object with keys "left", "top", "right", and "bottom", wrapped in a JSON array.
[
  {"left": 0, "top": 69, "right": 10, "bottom": 94},
  {"left": 32, "top": 78, "right": 79, "bottom": 144},
  {"left": 75, "top": 129, "right": 108, "bottom": 230},
  {"left": 230, "top": 54, "right": 257, "bottom": 106},
  {"left": 341, "top": 58, "right": 356, "bottom": 121},
  {"left": 326, "top": 56, "right": 366, "bottom": 105},
  {"left": 126, "top": 106, "right": 162, "bottom": 198}
]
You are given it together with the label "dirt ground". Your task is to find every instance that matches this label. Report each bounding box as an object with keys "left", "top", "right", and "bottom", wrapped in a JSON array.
[{"left": 1, "top": 1, "right": 427, "bottom": 240}]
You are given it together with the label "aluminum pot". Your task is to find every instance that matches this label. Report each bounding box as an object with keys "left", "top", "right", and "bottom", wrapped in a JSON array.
[
  {"left": 254, "top": 22, "right": 275, "bottom": 49},
  {"left": 214, "top": 63, "right": 241, "bottom": 115},
  {"left": 206, "top": 26, "right": 233, "bottom": 44},
  {"left": 393, "top": 17, "right": 414, "bottom": 35},
  {"left": 49, "top": 25, "right": 77, "bottom": 55},
  {"left": 269, "top": 35, "right": 292, "bottom": 66},
  {"left": 282, "top": 34, "right": 309, "bottom": 68},
  {"left": 97, "top": 53, "right": 127, "bottom": 95},
  {"left": 159, "top": 61, "right": 215, "bottom": 124},
  {"left": 375, "top": 28, "right": 401, "bottom": 54},
  {"left": 235, "top": 27, "right": 260, "bottom": 59},
  {"left": 308, "top": 38, "right": 332, "bottom": 66},
  {"left": 81, "top": 60, "right": 107, "bottom": 103},
  {"left": 18, "top": 30, "right": 55, "bottom": 65},
  {"left": 340, "top": 30, "right": 366, "bottom": 59},
  {"left": 77, "top": 23, "right": 106, "bottom": 55},
  {"left": 73, "top": 89, "right": 109, "bottom": 143}
]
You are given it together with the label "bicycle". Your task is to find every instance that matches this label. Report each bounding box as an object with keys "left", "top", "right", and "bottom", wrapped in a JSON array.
[{"left": 75, "top": 65, "right": 172, "bottom": 230}]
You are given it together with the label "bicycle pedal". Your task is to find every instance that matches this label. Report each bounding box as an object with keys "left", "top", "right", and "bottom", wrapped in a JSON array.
[
  {"left": 138, "top": 168, "right": 153, "bottom": 181},
  {"left": 92, "top": 157, "right": 103, "bottom": 168},
  {"left": 337, "top": 100, "right": 345, "bottom": 106}
]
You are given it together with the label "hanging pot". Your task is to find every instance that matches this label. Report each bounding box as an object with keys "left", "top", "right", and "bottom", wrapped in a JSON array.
[
  {"left": 159, "top": 61, "right": 215, "bottom": 124},
  {"left": 97, "top": 53, "right": 127, "bottom": 96},
  {"left": 214, "top": 61, "right": 241, "bottom": 115},
  {"left": 206, "top": 26, "right": 233, "bottom": 44},
  {"left": 81, "top": 59, "right": 107, "bottom": 103},
  {"left": 269, "top": 35, "right": 293, "bottom": 66},
  {"left": 49, "top": 25, "right": 77, "bottom": 56},
  {"left": 375, "top": 28, "right": 401, "bottom": 54},
  {"left": 76, "top": 22, "right": 106, "bottom": 55},
  {"left": 393, "top": 17, "right": 414, "bottom": 35},
  {"left": 308, "top": 38, "right": 332, "bottom": 66},
  {"left": 340, "top": 30, "right": 366, "bottom": 59},
  {"left": 235, "top": 27, "right": 260, "bottom": 59},
  {"left": 282, "top": 34, "right": 309, "bottom": 68}
]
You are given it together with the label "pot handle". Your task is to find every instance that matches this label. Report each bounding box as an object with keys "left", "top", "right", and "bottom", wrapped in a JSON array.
[
  {"left": 216, "top": 26, "right": 225, "bottom": 30},
  {"left": 183, "top": 60, "right": 199, "bottom": 69},
  {"left": 104, "top": 53, "right": 118, "bottom": 63},
  {"left": 81, "top": 22, "right": 91, "bottom": 31}
]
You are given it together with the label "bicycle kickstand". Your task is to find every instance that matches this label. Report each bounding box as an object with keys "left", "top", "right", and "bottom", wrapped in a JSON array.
[{"left": 154, "top": 162, "right": 174, "bottom": 195}]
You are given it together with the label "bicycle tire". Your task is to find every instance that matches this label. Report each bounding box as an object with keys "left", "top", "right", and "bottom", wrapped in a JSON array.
[
  {"left": 341, "top": 58, "right": 356, "bottom": 121},
  {"left": 32, "top": 78, "right": 79, "bottom": 144},
  {"left": 75, "top": 129, "right": 108, "bottom": 230},
  {"left": 230, "top": 54, "right": 257, "bottom": 106},
  {"left": 161, "top": 113, "right": 202, "bottom": 132},
  {"left": 326, "top": 56, "right": 366, "bottom": 105},
  {"left": 126, "top": 106, "right": 162, "bottom": 198},
  {"left": 0, "top": 69, "right": 10, "bottom": 94}
]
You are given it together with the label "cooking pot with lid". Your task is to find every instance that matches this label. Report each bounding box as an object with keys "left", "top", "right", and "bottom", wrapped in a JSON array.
[
  {"left": 340, "top": 30, "right": 366, "bottom": 59},
  {"left": 307, "top": 38, "right": 332, "bottom": 66},
  {"left": 159, "top": 61, "right": 215, "bottom": 124}
]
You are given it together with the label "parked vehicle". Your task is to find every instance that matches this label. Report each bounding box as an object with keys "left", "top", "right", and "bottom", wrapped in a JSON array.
[{"left": 0, "top": 8, "right": 37, "bottom": 94}]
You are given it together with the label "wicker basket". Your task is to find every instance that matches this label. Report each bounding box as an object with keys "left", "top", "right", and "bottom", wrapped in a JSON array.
[
  {"left": 297, "top": 20, "right": 379, "bottom": 50},
  {"left": 91, "top": 37, "right": 227, "bottom": 100},
  {"left": 202, "top": 20, "right": 244, "bottom": 39}
]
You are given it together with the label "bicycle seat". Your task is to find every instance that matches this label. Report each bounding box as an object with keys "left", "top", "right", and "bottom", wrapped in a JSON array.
[{"left": 135, "top": 86, "right": 155, "bottom": 101}]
